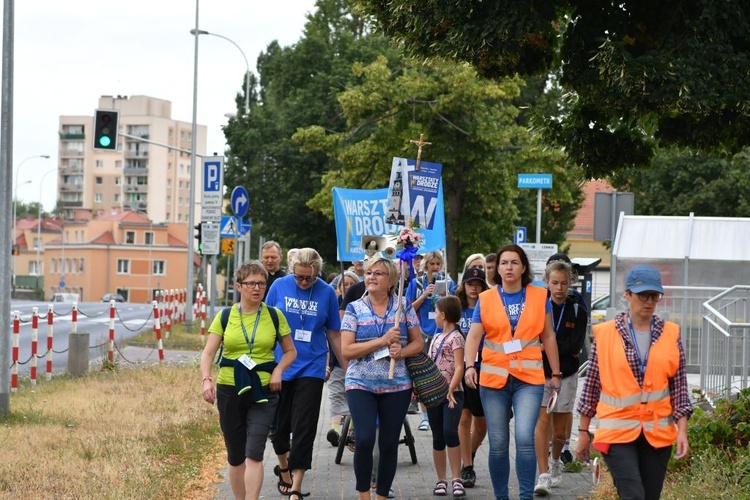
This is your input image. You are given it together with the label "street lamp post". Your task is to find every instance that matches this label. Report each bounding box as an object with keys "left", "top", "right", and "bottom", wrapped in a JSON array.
[
  {"left": 13, "top": 155, "right": 50, "bottom": 287},
  {"left": 35, "top": 168, "right": 58, "bottom": 291},
  {"left": 189, "top": 28, "right": 250, "bottom": 115}
]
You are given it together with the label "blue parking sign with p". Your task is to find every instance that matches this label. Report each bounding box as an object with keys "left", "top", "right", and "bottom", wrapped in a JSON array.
[
  {"left": 514, "top": 226, "right": 527, "bottom": 244},
  {"left": 204, "top": 161, "right": 221, "bottom": 191}
]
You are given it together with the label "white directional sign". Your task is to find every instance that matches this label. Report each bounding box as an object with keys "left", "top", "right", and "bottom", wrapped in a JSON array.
[
  {"left": 520, "top": 243, "right": 558, "bottom": 282},
  {"left": 201, "top": 207, "right": 222, "bottom": 223},
  {"left": 201, "top": 222, "right": 220, "bottom": 255},
  {"left": 201, "top": 157, "right": 224, "bottom": 209}
]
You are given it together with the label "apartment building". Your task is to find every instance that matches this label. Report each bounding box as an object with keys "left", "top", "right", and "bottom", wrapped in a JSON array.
[{"left": 58, "top": 95, "right": 207, "bottom": 224}]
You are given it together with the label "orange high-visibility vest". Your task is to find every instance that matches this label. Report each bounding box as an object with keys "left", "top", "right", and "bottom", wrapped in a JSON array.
[
  {"left": 478, "top": 285, "right": 547, "bottom": 389},
  {"left": 593, "top": 320, "right": 680, "bottom": 448}
]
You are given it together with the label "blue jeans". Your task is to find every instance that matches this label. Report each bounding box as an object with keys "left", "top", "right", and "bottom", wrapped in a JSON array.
[{"left": 480, "top": 377, "right": 544, "bottom": 500}]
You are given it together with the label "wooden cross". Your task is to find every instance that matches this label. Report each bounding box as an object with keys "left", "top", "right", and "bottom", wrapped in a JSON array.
[{"left": 409, "top": 133, "right": 431, "bottom": 171}]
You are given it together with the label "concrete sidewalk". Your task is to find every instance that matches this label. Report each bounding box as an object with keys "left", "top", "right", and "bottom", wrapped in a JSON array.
[{"left": 212, "top": 384, "right": 596, "bottom": 499}]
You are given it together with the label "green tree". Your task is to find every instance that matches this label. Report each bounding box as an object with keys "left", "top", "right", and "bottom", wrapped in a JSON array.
[
  {"left": 222, "top": 0, "right": 399, "bottom": 261},
  {"left": 611, "top": 147, "right": 750, "bottom": 217},
  {"left": 295, "top": 56, "right": 583, "bottom": 274},
  {"left": 354, "top": 0, "right": 750, "bottom": 177},
  {"left": 14, "top": 200, "right": 44, "bottom": 219}
]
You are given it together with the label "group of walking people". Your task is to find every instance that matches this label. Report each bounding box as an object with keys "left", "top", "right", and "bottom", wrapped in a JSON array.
[{"left": 199, "top": 243, "right": 692, "bottom": 500}]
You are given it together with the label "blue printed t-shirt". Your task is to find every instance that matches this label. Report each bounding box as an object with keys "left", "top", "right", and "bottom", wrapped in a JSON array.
[
  {"left": 406, "top": 275, "right": 456, "bottom": 336},
  {"left": 266, "top": 274, "right": 341, "bottom": 381},
  {"left": 341, "top": 296, "right": 419, "bottom": 394},
  {"left": 472, "top": 287, "right": 552, "bottom": 333},
  {"left": 461, "top": 305, "right": 484, "bottom": 367},
  {"left": 208, "top": 304, "right": 292, "bottom": 387}
]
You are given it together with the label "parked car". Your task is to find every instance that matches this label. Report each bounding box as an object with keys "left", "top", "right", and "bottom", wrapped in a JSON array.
[
  {"left": 53, "top": 293, "right": 80, "bottom": 303},
  {"left": 102, "top": 293, "right": 125, "bottom": 303},
  {"left": 590, "top": 294, "right": 610, "bottom": 324}
]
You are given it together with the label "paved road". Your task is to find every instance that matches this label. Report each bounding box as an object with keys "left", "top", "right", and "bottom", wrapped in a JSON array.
[{"left": 212, "top": 383, "right": 596, "bottom": 499}]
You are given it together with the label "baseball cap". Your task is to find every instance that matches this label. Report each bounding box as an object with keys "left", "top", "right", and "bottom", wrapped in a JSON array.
[
  {"left": 625, "top": 265, "right": 664, "bottom": 294},
  {"left": 462, "top": 267, "right": 486, "bottom": 284},
  {"left": 547, "top": 252, "right": 580, "bottom": 270}
]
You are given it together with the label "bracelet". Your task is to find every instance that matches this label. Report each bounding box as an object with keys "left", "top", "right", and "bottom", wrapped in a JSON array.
[
  {"left": 552, "top": 373, "right": 563, "bottom": 379},
  {"left": 578, "top": 428, "right": 590, "bottom": 433},
  {"left": 465, "top": 365, "right": 476, "bottom": 371},
  {"left": 201, "top": 376, "right": 212, "bottom": 383}
]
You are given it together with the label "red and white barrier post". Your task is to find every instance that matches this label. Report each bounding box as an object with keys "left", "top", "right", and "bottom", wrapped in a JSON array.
[
  {"left": 71, "top": 302, "right": 78, "bottom": 334},
  {"left": 11, "top": 311, "right": 20, "bottom": 393},
  {"left": 108, "top": 300, "right": 116, "bottom": 362},
  {"left": 164, "top": 288, "right": 172, "bottom": 340},
  {"left": 200, "top": 291, "right": 206, "bottom": 344},
  {"left": 153, "top": 300, "right": 164, "bottom": 361},
  {"left": 30, "top": 307, "right": 38, "bottom": 386},
  {"left": 46, "top": 305, "right": 54, "bottom": 380}
]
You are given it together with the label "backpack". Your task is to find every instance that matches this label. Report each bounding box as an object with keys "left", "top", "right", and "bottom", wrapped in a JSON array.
[{"left": 215, "top": 304, "right": 282, "bottom": 365}]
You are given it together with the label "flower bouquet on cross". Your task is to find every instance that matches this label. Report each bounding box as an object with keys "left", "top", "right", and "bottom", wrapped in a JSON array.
[{"left": 395, "top": 226, "right": 423, "bottom": 264}]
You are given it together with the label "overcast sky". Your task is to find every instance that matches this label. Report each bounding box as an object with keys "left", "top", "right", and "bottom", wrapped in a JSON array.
[{"left": 12, "top": 0, "right": 317, "bottom": 211}]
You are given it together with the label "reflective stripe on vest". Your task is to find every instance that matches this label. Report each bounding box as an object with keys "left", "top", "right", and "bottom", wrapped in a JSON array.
[
  {"left": 599, "top": 387, "right": 671, "bottom": 408},
  {"left": 477, "top": 285, "right": 547, "bottom": 389},
  {"left": 592, "top": 320, "right": 681, "bottom": 448}
]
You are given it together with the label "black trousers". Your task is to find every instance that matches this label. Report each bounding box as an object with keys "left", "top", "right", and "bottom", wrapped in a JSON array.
[
  {"left": 271, "top": 377, "right": 324, "bottom": 471},
  {"left": 602, "top": 432, "right": 672, "bottom": 500}
]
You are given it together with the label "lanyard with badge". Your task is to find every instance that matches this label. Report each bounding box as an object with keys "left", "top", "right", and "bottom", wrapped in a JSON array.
[
  {"left": 236, "top": 304, "right": 263, "bottom": 371},
  {"left": 626, "top": 312, "right": 653, "bottom": 376},
  {"left": 369, "top": 295, "right": 396, "bottom": 361},
  {"left": 294, "top": 281, "right": 315, "bottom": 343},
  {"left": 500, "top": 287, "right": 525, "bottom": 355},
  {"left": 553, "top": 302, "right": 567, "bottom": 335}
]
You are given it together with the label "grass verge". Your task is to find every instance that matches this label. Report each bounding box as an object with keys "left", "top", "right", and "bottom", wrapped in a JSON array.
[{"left": 0, "top": 363, "right": 225, "bottom": 498}]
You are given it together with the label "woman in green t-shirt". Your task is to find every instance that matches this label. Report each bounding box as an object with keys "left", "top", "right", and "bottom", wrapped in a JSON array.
[{"left": 200, "top": 260, "right": 297, "bottom": 500}]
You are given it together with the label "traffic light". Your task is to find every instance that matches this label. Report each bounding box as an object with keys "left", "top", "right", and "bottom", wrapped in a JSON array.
[
  {"left": 93, "top": 109, "right": 119, "bottom": 150},
  {"left": 11, "top": 244, "right": 19, "bottom": 256},
  {"left": 194, "top": 223, "right": 203, "bottom": 255}
]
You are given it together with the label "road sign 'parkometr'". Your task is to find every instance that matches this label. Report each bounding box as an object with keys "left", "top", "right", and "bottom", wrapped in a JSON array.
[{"left": 517, "top": 173, "right": 553, "bottom": 189}]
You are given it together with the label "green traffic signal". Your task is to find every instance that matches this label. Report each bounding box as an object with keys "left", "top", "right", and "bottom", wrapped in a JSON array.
[
  {"left": 93, "top": 109, "right": 119, "bottom": 151},
  {"left": 99, "top": 136, "right": 111, "bottom": 148}
]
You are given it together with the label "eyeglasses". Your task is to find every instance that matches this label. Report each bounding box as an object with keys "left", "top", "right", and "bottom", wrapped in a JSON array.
[
  {"left": 239, "top": 281, "right": 266, "bottom": 289},
  {"left": 365, "top": 270, "right": 388, "bottom": 278},
  {"left": 636, "top": 291, "right": 662, "bottom": 302},
  {"left": 294, "top": 274, "right": 316, "bottom": 283}
]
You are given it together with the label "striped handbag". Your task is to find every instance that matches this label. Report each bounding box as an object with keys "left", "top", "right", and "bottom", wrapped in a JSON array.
[{"left": 405, "top": 351, "right": 449, "bottom": 409}]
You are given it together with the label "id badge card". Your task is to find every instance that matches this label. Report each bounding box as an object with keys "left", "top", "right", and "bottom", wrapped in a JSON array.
[
  {"left": 373, "top": 346, "right": 390, "bottom": 360},
  {"left": 428, "top": 312, "right": 437, "bottom": 320},
  {"left": 294, "top": 329, "right": 312, "bottom": 342},
  {"left": 238, "top": 354, "right": 257, "bottom": 370},
  {"left": 503, "top": 339, "right": 522, "bottom": 354}
]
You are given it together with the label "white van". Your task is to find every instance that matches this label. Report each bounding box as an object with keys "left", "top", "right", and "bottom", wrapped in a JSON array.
[{"left": 52, "top": 293, "right": 80, "bottom": 303}]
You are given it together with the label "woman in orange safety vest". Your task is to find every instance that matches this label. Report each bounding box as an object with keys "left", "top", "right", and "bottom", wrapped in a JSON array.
[
  {"left": 576, "top": 264, "right": 692, "bottom": 500},
  {"left": 464, "top": 244, "right": 561, "bottom": 500}
]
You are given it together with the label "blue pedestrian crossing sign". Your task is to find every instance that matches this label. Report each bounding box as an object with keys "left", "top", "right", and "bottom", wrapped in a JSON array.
[
  {"left": 220, "top": 216, "right": 252, "bottom": 238},
  {"left": 231, "top": 186, "right": 249, "bottom": 218}
]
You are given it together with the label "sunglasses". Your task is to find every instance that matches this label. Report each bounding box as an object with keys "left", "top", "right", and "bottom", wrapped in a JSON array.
[
  {"left": 294, "top": 274, "right": 316, "bottom": 283},
  {"left": 635, "top": 291, "right": 662, "bottom": 303}
]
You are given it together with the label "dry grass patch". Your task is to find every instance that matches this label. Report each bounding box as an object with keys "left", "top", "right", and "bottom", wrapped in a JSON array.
[{"left": 0, "top": 364, "right": 225, "bottom": 499}]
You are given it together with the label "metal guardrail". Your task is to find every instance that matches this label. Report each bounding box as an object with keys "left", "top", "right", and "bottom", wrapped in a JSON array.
[{"left": 700, "top": 286, "right": 750, "bottom": 404}]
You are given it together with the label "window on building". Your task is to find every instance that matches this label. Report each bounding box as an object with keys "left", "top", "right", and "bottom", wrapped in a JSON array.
[
  {"left": 96, "top": 160, "right": 104, "bottom": 168},
  {"left": 79, "top": 259, "right": 84, "bottom": 273},
  {"left": 115, "top": 177, "right": 121, "bottom": 185},
  {"left": 33, "top": 237, "right": 42, "bottom": 250},
  {"left": 94, "top": 193, "right": 102, "bottom": 203},
  {"left": 50, "top": 259, "right": 56, "bottom": 274},
  {"left": 96, "top": 177, "right": 103, "bottom": 184},
  {"left": 114, "top": 194, "right": 120, "bottom": 202},
  {"left": 29, "top": 261, "right": 40, "bottom": 275},
  {"left": 117, "top": 259, "right": 130, "bottom": 274},
  {"left": 125, "top": 231, "right": 135, "bottom": 244},
  {"left": 145, "top": 231, "right": 154, "bottom": 245},
  {"left": 153, "top": 260, "right": 166, "bottom": 275},
  {"left": 115, "top": 160, "right": 122, "bottom": 169}
]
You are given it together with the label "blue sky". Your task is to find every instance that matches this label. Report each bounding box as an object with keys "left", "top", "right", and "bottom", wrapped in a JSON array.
[{"left": 13, "top": 0, "right": 316, "bottom": 210}]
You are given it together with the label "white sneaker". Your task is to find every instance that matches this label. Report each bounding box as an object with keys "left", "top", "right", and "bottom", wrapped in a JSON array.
[
  {"left": 548, "top": 456, "right": 564, "bottom": 487},
  {"left": 534, "top": 473, "right": 552, "bottom": 496}
]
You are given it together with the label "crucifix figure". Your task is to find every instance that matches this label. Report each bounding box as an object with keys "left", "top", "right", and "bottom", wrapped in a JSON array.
[{"left": 409, "top": 133, "right": 432, "bottom": 171}]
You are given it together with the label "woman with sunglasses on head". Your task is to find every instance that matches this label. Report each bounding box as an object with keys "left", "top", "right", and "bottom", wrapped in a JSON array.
[
  {"left": 576, "top": 265, "right": 692, "bottom": 500},
  {"left": 265, "top": 248, "right": 345, "bottom": 500},
  {"left": 200, "top": 260, "right": 297, "bottom": 500},
  {"left": 464, "top": 244, "right": 561, "bottom": 500},
  {"left": 341, "top": 256, "right": 424, "bottom": 500}
]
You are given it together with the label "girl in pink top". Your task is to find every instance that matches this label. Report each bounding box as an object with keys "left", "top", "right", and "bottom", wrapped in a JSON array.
[{"left": 427, "top": 296, "right": 466, "bottom": 497}]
